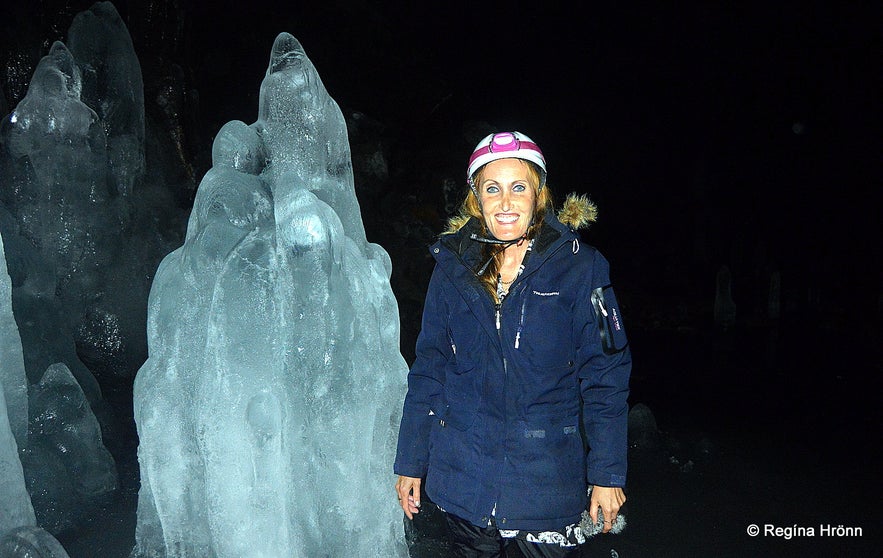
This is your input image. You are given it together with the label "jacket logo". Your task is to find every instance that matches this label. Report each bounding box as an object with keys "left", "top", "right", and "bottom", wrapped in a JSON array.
[
  {"left": 611, "top": 307, "right": 622, "bottom": 331},
  {"left": 532, "top": 290, "right": 560, "bottom": 297}
]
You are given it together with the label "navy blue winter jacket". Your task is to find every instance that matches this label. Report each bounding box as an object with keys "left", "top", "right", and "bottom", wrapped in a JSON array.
[{"left": 394, "top": 209, "right": 631, "bottom": 532}]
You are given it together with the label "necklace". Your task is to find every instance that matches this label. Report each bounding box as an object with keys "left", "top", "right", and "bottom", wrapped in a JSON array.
[{"left": 496, "top": 239, "right": 535, "bottom": 300}]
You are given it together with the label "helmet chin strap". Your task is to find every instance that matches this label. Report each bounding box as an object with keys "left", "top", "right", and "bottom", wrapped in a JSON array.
[
  {"left": 469, "top": 233, "right": 525, "bottom": 245},
  {"left": 470, "top": 233, "right": 528, "bottom": 276}
]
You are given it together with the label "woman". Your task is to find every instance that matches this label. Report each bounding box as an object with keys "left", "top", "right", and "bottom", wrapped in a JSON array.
[{"left": 395, "top": 131, "right": 631, "bottom": 557}]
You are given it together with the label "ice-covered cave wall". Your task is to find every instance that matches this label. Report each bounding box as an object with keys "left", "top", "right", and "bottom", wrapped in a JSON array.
[{"left": 0, "top": 0, "right": 187, "bottom": 549}]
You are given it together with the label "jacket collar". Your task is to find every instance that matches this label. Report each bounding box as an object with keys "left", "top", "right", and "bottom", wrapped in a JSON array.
[{"left": 437, "top": 213, "right": 575, "bottom": 265}]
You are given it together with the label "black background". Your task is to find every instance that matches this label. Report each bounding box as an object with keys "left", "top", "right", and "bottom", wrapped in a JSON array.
[{"left": 1, "top": 1, "right": 880, "bottom": 556}]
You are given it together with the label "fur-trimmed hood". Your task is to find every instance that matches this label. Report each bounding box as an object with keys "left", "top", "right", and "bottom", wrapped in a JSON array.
[{"left": 556, "top": 193, "right": 597, "bottom": 230}]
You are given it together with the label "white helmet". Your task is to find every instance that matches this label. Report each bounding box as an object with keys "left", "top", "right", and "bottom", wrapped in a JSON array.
[{"left": 466, "top": 131, "right": 547, "bottom": 193}]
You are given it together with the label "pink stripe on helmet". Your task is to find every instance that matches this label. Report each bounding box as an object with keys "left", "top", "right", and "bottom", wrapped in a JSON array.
[
  {"left": 467, "top": 131, "right": 547, "bottom": 188},
  {"left": 467, "top": 141, "right": 543, "bottom": 169}
]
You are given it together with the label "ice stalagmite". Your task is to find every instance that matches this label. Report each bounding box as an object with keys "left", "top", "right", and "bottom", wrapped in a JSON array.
[
  {"left": 0, "top": 232, "right": 27, "bottom": 449},
  {"left": 1, "top": 234, "right": 73, "bottom": 558},
  {"left": 67, "top": 1, "right": 145, "bottom": 197},
  {"left": 132, "top": 33, "right": 408, "bottom": 557},
  {"left": 0, "top": 231, "right": 34, "bottom": 534},
  {"left": 0, "top": 39, "right": 111, "bottom": 402}
]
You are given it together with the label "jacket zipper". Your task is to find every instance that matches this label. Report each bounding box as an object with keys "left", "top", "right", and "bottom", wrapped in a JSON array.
[
  {"left": 494, "top": 301, "right": 506, "bottom": 380},
  {"left": 514, "top": 298, "right": 526, "bottom": 349},
  {"left": 494, "top": 301, "right": 506, "bottom": 525}
]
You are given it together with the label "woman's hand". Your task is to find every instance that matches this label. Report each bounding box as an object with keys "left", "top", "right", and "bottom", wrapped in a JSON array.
[
  {"left": 395, "top": 475, "right": 422, "bottom": 520},
  {"left": 589, "top": 485, "right": 626, "bottom": 533}
]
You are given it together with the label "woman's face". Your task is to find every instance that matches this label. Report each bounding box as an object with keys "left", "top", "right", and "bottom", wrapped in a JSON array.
[{"left": 477, "top": 158, "right": 536, "bottom": 241}]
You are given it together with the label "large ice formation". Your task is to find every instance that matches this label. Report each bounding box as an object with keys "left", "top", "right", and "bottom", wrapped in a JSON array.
[{"left": 131, "top": 33, "right": 408, "bottom": 557}]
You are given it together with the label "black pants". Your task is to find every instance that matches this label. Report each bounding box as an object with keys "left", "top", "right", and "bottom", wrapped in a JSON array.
[{"left": 444, "top": 512, "right": 581, "bottom": 558}]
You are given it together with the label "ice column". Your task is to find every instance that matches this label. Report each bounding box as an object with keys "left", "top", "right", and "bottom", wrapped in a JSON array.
[
  {"left": 0, "top": 232, "right": 34, "bottom": 534},
  {"left": 132, "top": 33, "right": 408, "bottom": 557},
  {"left": 0, "top": 232, "right": 27, "bottom": 448},
  {"left": 67, "top": 1, "right": 145, "bottom": 197},
  {"left": 1, "top": 233, "right": 73, "bottom": 558},
  {"left": 0, "top": 400, "right": 36, "bottom": 541}
]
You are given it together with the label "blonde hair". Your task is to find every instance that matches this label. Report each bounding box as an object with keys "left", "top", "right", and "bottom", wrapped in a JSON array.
[{"left": 446, "top": 160, "right": 554, "bottom": 300}]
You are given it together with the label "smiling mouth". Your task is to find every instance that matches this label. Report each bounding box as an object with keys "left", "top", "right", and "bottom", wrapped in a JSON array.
[{"left": 495, "top": 214, "right": 519, "bottom": 224}]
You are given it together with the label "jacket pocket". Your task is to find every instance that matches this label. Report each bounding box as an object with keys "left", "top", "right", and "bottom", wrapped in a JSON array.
[
  {"left": 434, "top": 382, "right": 477, "bottom": 432},
  {"left": 435, "top": 404, "right": 476, "bottom": 432}
]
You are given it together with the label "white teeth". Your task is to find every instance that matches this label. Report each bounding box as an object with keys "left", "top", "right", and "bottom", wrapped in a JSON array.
[{"left": 496, "top": 215, "right": 518, "bottom": 223}]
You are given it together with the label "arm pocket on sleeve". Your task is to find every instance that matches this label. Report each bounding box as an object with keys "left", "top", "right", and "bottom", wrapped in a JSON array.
[{"left": 591, "top": 285, "right": 628, "bottom": 354}]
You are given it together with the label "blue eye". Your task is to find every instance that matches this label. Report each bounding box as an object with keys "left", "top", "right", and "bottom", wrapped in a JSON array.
[
  {"left": 513, "top": 183, "right": 527, "bottom": 192},
  {"left": 485, "top": 185, "right": 499, "bottom": 194}
]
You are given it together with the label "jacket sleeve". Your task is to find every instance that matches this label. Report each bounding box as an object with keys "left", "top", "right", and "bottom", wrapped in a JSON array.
[
  {"left": 575, "top": 250, "right": 631, "bottom": 488},
  {"left": 394, "top": 264, "right": 452, "bottom": 478}
]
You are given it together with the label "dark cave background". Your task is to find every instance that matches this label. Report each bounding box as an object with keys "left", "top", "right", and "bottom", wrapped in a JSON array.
[{"left": 0, "top": 1, "right": 880, "bottom": 556}]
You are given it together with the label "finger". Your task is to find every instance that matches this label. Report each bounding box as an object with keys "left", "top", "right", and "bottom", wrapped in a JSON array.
[
  {"left": 602, "top": 506, "right": 616, "bottom": 532},
  {"left": 589, "top": 503, "right": 599, "bottom": 526},
  {"left": 410, "top": 481, "right": 421, "bottom": 509},
  {"left": 395, "top": 479, "right": 413, "bottom": 519},
  {"left": 589, "top": 492, "right": 602, "bottom": 525},
  {"left": 401, "top": 489, "right": 414, "bottom": 519},
  {"left": 407, "top": 495, "right": 420, "bottom": 516},
  {"left": 395, "top": 480, "right": 407, "bottom": 503},
  {"left": 408, "top": 480, "right": 421, "bottom": 515},
  {"left": 400, "top": 479, "right": 420, "bottom": 518}
]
